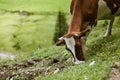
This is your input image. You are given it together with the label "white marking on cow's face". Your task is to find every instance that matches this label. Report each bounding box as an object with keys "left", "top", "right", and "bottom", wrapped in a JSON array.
[
  {"left": 98, "top": 0, "right": 112, "bottom": 19},
  {"left": 64, "top": 37, "right": 75, "bottom": 51},
  {"left": 64, "top": 36, "right": 84, "bottom": 64}
]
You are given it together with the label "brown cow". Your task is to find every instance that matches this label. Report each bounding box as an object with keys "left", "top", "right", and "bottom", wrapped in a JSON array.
[{"left": 56, "top": 0, "right": 120, "bottom": 64}]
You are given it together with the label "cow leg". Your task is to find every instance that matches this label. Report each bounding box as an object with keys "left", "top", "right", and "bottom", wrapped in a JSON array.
[{"left": 104, "top": 17, "right": 115, "bottom": 37}]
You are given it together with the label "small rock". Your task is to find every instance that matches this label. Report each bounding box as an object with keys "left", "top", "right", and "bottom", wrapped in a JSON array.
[
  {"left": 89, "top": 61, "right": 95, "bottom": 66},
  {"left": 114, "top": 61, "right": 120, "bottom": 68},
  {"left": 54, "top": 68, "right": 60, "bottom": 74}
]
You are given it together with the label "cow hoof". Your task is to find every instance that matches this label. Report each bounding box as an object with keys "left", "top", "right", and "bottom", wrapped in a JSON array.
[{"left": 74, "top": 61, "right": 85, "bottom": 65}]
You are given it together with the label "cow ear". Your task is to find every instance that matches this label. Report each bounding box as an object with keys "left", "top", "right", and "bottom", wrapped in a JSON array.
[{"left": 56, "top": 39, "right": 65, "bottom": 46}]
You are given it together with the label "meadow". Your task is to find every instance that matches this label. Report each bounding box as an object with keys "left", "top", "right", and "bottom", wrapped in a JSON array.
[{"left": 0, "top": 0, "right": 120, "bottom": 80}]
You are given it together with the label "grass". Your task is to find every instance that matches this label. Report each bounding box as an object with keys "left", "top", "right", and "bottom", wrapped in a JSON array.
[
  {"left": 0, "top": 0, "right": 70, "bottom": 13},
  {"left": 0, "top": 11, "right": 57, "bottom": 53},
  {"left": 0, "top": 0, "right": 71, "bottom": 53},
  {"left": 34, "top": 19, "right": 120, "bottom": 80},
  {"left": 0, "top": 0, "right": 120, "bottom": 80},
  {"left": 1, "top": 19, "right": 119, "bottom": 80}
]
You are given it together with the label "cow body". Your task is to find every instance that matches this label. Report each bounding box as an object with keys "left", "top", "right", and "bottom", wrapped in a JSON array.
[
  {"left": 98, "top": 0, "right": 120, "bottom": 20},
  {"left": 56, "top": 0, "right": 120, "bottom": 64}
]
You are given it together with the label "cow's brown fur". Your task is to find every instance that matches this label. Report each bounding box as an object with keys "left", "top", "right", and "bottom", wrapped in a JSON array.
[{"left": 56, "top": 0, "right": 120, "bottom": 63}]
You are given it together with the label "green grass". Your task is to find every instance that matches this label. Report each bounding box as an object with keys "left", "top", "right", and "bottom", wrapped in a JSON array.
[
  {"left": 0, "top": 0, "right": 71, "bottom": 53},
  {"left": 0, "top": 0, "right": 70, "bottom": 13},
  {"left": 0, "top": 12, "right": 58, "bottom": 52},
  {"left": 0, "top": 0, "right": 120, "bottom": 80},
  {"left": 34, "top": 19, "right": 120, "bottom": 80},
  {"left": 1, "top": 19, "right": 119, "bottom": 80}
]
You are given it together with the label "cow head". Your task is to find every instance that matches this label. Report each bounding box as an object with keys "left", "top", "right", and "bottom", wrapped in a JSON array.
[{"left": 56, "top": 28, "right": 90, "bottom": 64}]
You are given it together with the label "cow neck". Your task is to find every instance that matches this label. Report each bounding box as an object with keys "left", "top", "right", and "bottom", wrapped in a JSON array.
[{"left": 68, "top": 0, "right": 82, "bottom": 34}]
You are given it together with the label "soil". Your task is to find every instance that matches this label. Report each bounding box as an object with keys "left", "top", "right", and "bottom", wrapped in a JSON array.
[
  {"left": 0, "top": 57, "right": 120, "bottom": 80},
  {"left": 108, "top": 61, "right": 120, "bottom": 80},
  {"left": 0, "top": 57, "right": 67, "bottom": 80}
]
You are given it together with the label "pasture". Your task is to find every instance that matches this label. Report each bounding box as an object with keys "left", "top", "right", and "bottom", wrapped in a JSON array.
[{"left": 0, "top": 0, "right": 120, "bottom": 80}]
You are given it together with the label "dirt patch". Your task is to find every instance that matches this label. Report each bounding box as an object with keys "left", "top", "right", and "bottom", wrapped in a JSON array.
[
  {"left": 0, "top": 57, "right": 67, "bottom": 80},
  {"left": 108, "top": 61, "right": 120, "bottom": 80}
]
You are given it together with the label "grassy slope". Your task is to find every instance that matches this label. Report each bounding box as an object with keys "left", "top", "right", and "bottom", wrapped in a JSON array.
[
  {"left": 0, "top": 12, "right": 57, "bottom": 52},
  {"left": 0, "top": 0, "right": 120, "bottom": 80},
  {"left": 35, "top": 19, "right": 120, "bottom": 80},
  {"left": 2, "top": 19, "right": 119, "bottom": 80},
  {"left": 0, "top": 0, "right": 71, "bottom": 53}
]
